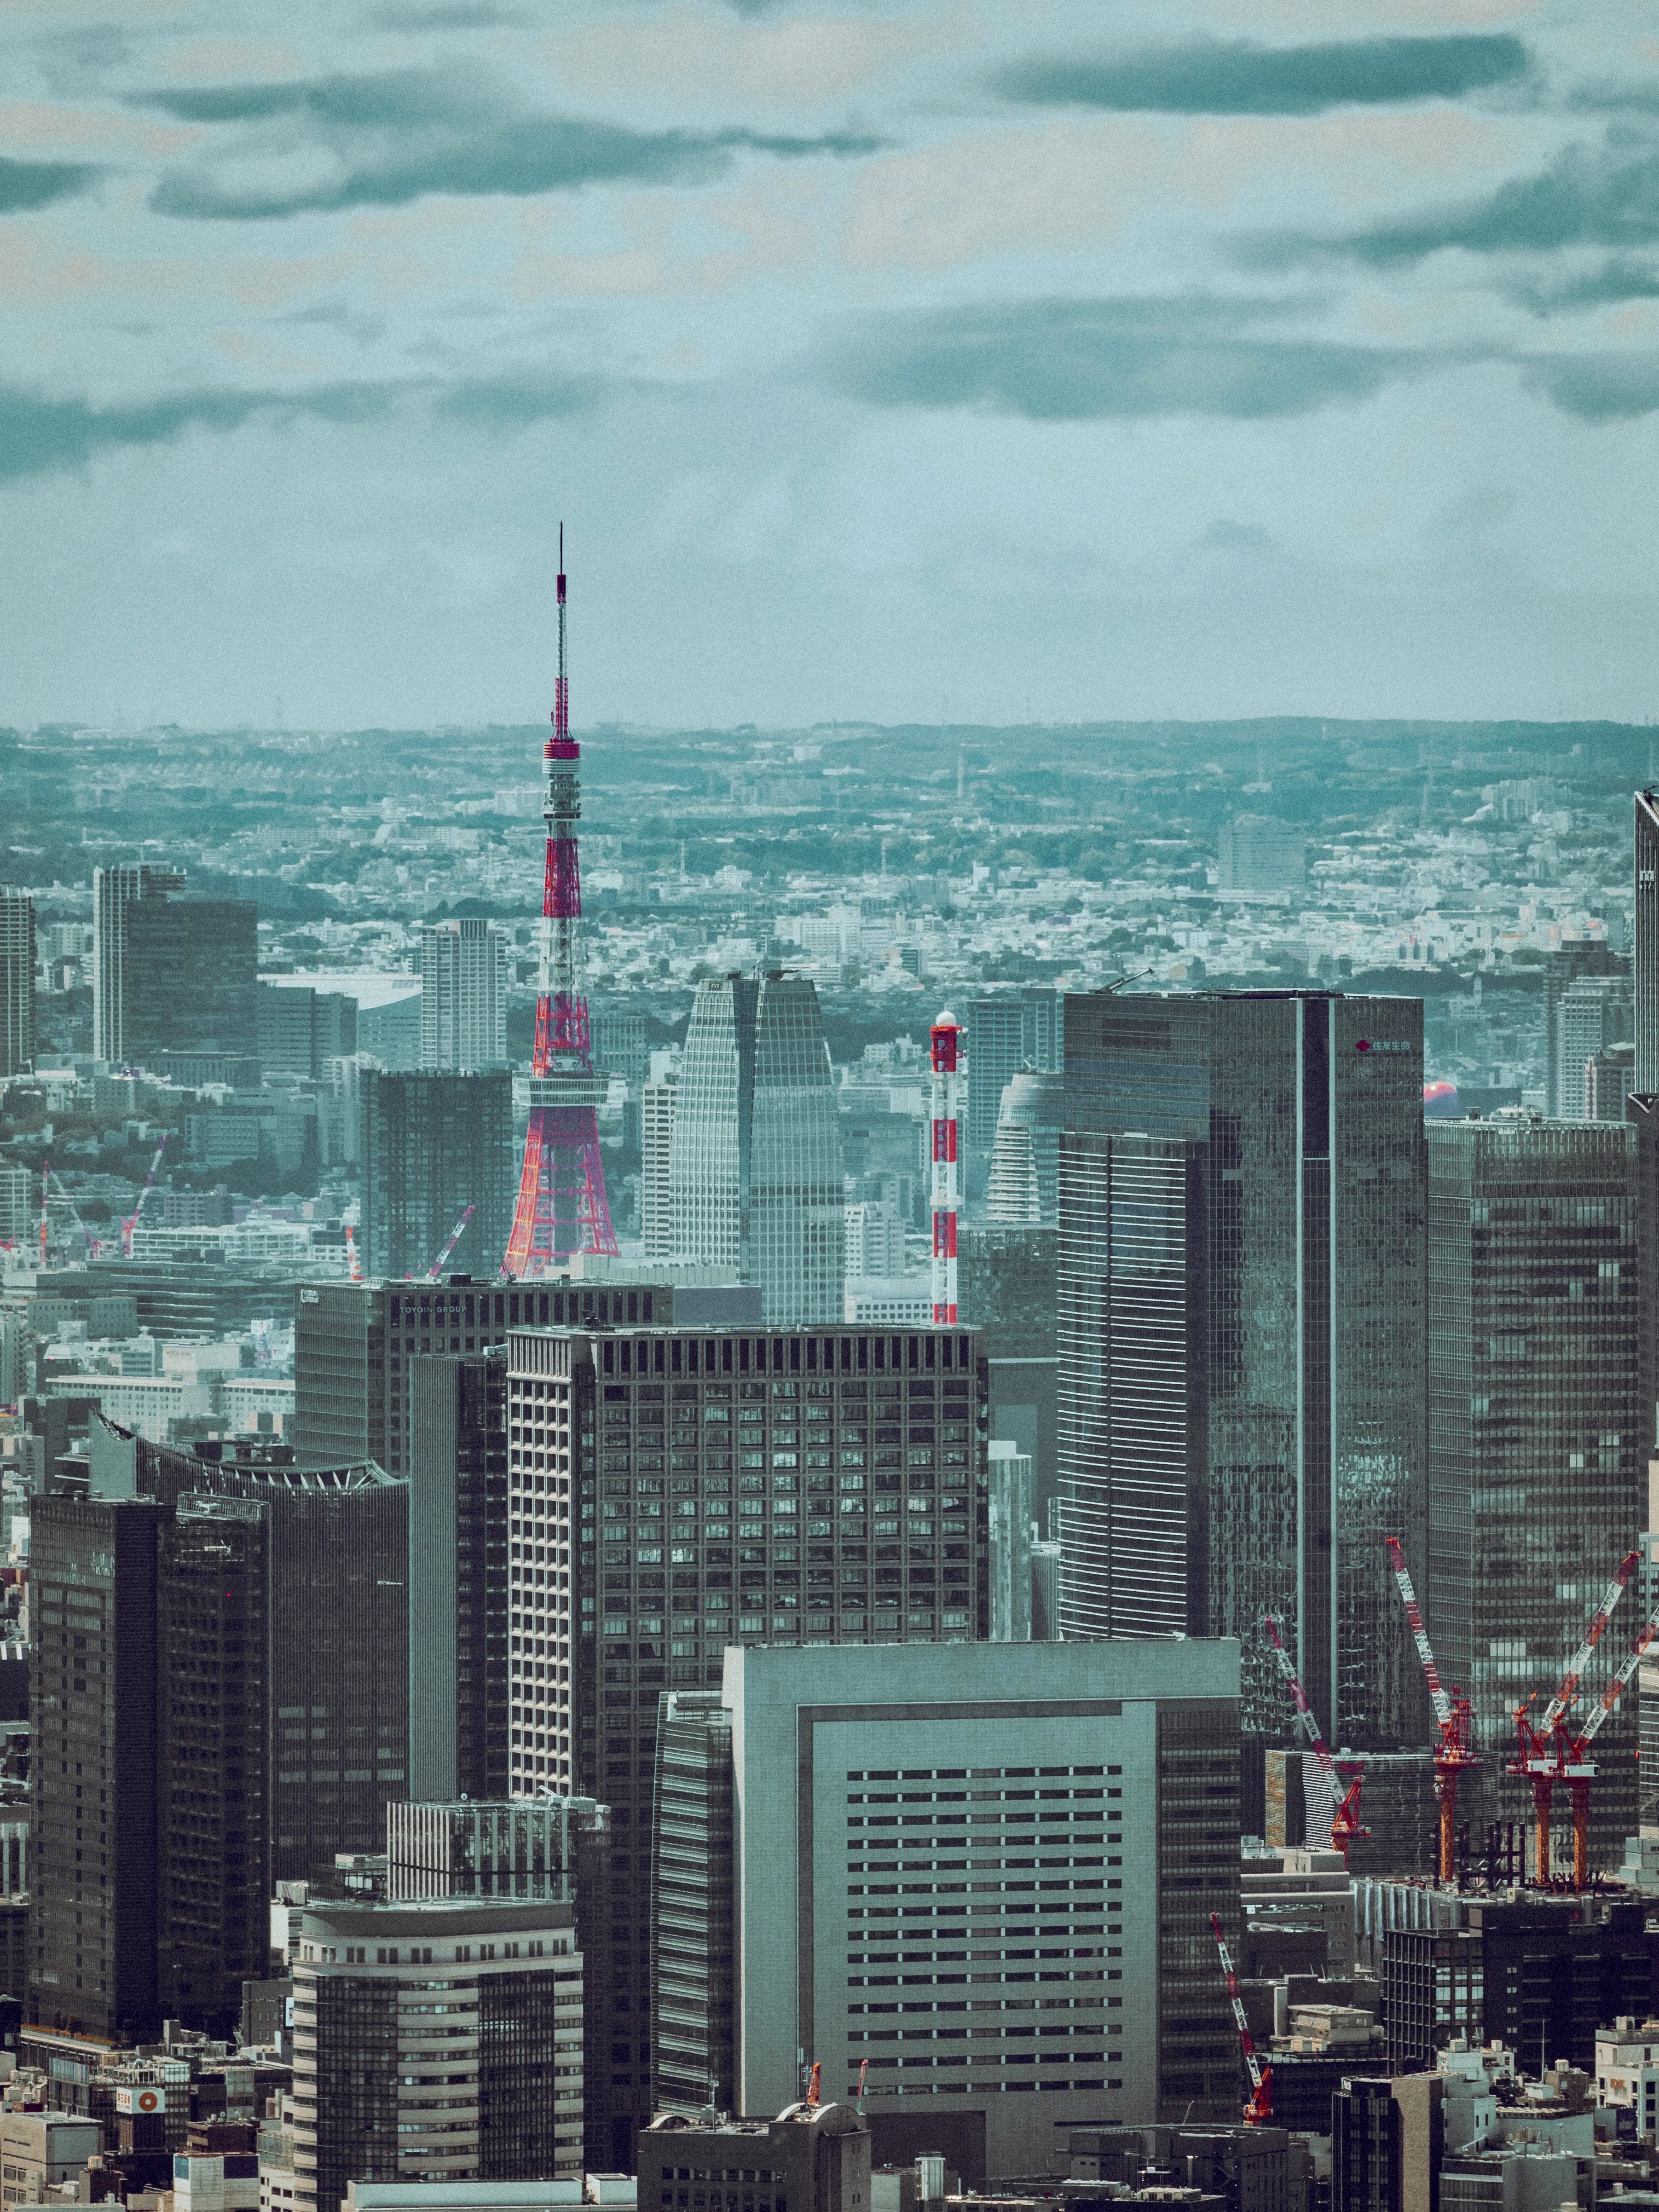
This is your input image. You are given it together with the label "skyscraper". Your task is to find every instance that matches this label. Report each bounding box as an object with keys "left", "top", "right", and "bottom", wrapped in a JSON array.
[
  {"left": 421, "top": 918, "right": 508, "bottom": 1070},
  {"left": 92, "top": 865, "right": 184, "bottom": 1064},
  {"left": 1427, "top": 1114, "right": 1642, "bottom": 1869},
  {"left": 641, "top": 1080, "right": 677, "bottom": 1259},
  {"left": 0, "top": 890, "right": 35, "bottom": 1078},
  {"left": 408, "top": 1348, "right": 509, "bottom": 1804},
  {"left": 507, "top": 1317, "right": 988, "bottom": 2161},
  {"left": 360, "top": 1068, "right": 514, "bottom": 1281},
  {"left": 1553, "top": 972, "right": 1633, "bottom": 1121},
  {"left": 1635, "top": 790, "right": 1659, "bottom": 1092},
  {"left": 965, "top": 1000, "right": 1027, "bottom": 1190},
  {"left": 986, "top": 1071, "right": 1063, "bottom": 1224},
  {"left": 670, "top": 973, "right": 844, "bottom": 1325},
  {"left": 1545, "top": 940, "right": 1626, "bottom": 1117},
  {"left": 1058, "top": 989, "right": 1427, "bottom": 1751}
]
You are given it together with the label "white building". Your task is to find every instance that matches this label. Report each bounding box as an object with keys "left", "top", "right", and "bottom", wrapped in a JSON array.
[
  {"left": 714, "top": 1635, "right": 1242, "bottom": 2181},
  {"left": 420, "top": 919, "right": 508, "bottom": 1071},
  {"left": 1595, "top": 2016, "right": 1659, "bottom": 2137},
  {"left": 283, "top": 1896, "right": 585, "bottom": 2210},
  {"left": 844, "top": 1200, "right": 906, "bottom": 1278},
  {"left": 641, "top": 1081, "right": 677, "bottom": 1259}
]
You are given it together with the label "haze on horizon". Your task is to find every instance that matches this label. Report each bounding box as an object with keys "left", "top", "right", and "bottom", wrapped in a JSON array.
[{"left": 5, "top": 0, "right": 1659, "bottom": 734}]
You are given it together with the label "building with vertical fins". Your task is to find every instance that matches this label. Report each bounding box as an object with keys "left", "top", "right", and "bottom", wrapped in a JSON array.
[
  {"left": 641, "top": 1080, "right": 677, "bottom": 1258},
  {"left": 1637, "top": 791, "right": 1659, "bottom": 1093},
  {"left": 504, "top": 538, "right": 619, "bottom": 1275},
  {"left": 670, "top": 973, "right": 844, "bottom": 1325},
  {"left": 0, "top": 889, "right": 35, "bottom": 1078},
  {"left": 1058, "top": 989, "right": 1427, "bottom": 1752},
  {"left": 92, "top": 865, "right": 184, "bottom": 1064}
]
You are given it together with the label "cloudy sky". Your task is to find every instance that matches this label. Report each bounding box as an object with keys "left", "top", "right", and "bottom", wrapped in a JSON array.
[{"left": 5, "top": 0, "right": 1659, "bottom": 730}]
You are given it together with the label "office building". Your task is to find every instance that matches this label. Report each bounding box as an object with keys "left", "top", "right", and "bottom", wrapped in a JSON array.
[
  {"left": 110, "top": 880, "right": 258, "bottom": 1070},
  {"left": 0, "top": 1166, "right": 31, "bottom": 1245},
  {"left": 1217, "top": 815, "right": 1306, "bottom": 896},
  {"left": 1059, "top": 990, "right": 1427, "bottom": 1751},
  {"left": 965, "top": 1001, "right": 1027, "bottom": 1187},
  {"left": 659, "top": 1636, "right": 1241, "bottom": 2182},
  {"left": 844, "top": 1200, "right": 907, "bottom": 1280},
  {"left": 94, "top": 863, "right": 184, "bottom": 1064},
  {"left": 638, "top": 2103, "right": 869, "bottom": 2212},
  {"left": 1639, "top": 792, "right": 1659, "bottom": 1093},
  {"left": 985, "top": 1073, "right": 1063, "bottom": 1226},
  {"left": 293, "top": 1278, "right": 681, "bottom": 1479},
  {"left": 641, "top": 1081, "right": 677, "bottom": 1259},
  {"left": 669, "top": 975, "right": 844, "bottom": 1325},
  {"left": 157, "top": 1495, "right": 269, "bottom": 2035},
  {"left": 409, "top": 1349, "right": 509, "bottom": 1804},
  {"left": 29, "top": 1493, "right": 162, "bottom": 2038},
  {"left": 1377, "top": 1894, "right": 1659, "bottom": 2072},
  {"left": 1331, "top": 2076, "right": 1442, "bottom": 2212},
  {"left": 507, "top": 1318, "right": 989, "bottom": 2162},
  {"left": 986, "top": 1442, "right": 1035, "bottom": 1642},
  {"left": 421, "top": 919, "right": 508, "bottom": 1071},
  {"left": 592, "top": 1007, "right": 650, "bottom": 1093},
  {"left": 286, "top": 1895, "right": 584, "bottom": 2208},
  {"left": 651, "top": 1690, "right": 735, "bottom": 2116},
  {"left": 133, "top": 1433, "right": 410, "bottom": 1885},
  {"left": 1552, "top": 972, "right": 1633, "bottom": 1121},
  {"left": 0, "top": 890, "right": 34, "bottom": 1078},
  {"left": 360, "top": 1070, "right": 514, "bottom": 1282},
  {"left": 257, "top": 985, "right": 358, "bottom": 1081},
  {"left": 1427, "top": 1115, "right": 1642, "bottom": 1866},
  {"left": 1588, "top": 1040, "right": 1637, "bottom": 1122}
]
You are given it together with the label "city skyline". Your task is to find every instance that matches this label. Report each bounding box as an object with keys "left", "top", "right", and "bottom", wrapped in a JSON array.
[{"left": 5, "top": 2, "right": 1659, "bottom": 730}]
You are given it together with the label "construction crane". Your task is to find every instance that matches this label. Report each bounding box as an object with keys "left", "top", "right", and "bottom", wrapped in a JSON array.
[
  {"left": 344, "top": 1224, "right": 364, "bottom": 1283},
  {"left": 1558, "top": 1611, "right": 1659, "bottom": 1889},
  {"left": 45, "top": 1169, "right": 101, "bottom": 1262},
  {"left": 120, "top": 1134, "right": 168, "bottom": 1259},
  {"left": 424, "top": 1203, "right": 476, "bottom": 1281},
  {"left": 1509, "top": 1551, "right": 1638, "bottom": 1886},
  {"left": 1262, "top": 1614, "right": 1368, "bottom": 1864},
  {"left": 1209, "top": 1911, "right": 1272, "bottom": 2126},
  {"left": 1386, "top": 1534, "right": 1480, "bottom": 1884}
]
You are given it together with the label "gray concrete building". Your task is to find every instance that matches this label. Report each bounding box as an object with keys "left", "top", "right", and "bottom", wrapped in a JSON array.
[{"left": 657, "top": 1636, "right": 1242, "bottom": 2183}]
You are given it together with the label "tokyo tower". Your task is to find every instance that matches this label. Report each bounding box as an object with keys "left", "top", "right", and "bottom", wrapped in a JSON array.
[{"left": 501, "top": 531, "right": 619, "bottom": 1275}]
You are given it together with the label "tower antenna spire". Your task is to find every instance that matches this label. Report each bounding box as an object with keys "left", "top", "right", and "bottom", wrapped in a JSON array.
[{"left": 501, "top": 527, "right": 619, "bottom": 1276}]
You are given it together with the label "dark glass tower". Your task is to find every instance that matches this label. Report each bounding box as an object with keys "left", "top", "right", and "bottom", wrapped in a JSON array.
[
  {"left": 1427, "top": 1114, "right": 1642, "bottom": 1869},
  {"left": 507, "top": 1318, "right": 988, "bottom": 2162},
  {"left": 1058, "top": 989, "right": 1428, "bottom": 1750},
  {"left": 360, "top": 1069, "right": 515, "bottom": 1281},
  {"left": 1638, "top": 791, "right": 1659, "bottom": 1093}
]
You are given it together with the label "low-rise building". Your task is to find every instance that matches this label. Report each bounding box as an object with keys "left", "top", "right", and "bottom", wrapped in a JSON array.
[{"left": 639, "top": 2102, "right": 870, "bottom": 2212}]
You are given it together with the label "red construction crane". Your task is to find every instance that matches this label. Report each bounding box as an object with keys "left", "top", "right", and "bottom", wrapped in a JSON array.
[
  {"left": 424, "top": 1203, "right": 476, "bottom": 1282},
  {"left": 120, "top": 1134, "right": 168, "bottom": 1259},
  {"left": 344, "top": 1223, "right": 364, "bottom": 1283},
  {"left": 1560, "top": 1610, "right": 1659, "bottom": 1889},
  {"left": 1386, "top": 1534, "right": 1480, "bottom": 1884},
  {"left": 1262, "top": 1613, "right": 1368, "bottom": 1863},
  {"left": 1508, "top": 1549, "right": 1636, "bottom": 1886},
  {"left": 1210, "top": 1911, "right": 1272, "bottom": 2125}
]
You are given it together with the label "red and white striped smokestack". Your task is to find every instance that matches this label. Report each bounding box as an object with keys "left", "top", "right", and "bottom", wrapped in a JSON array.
[{"left": 930, "top": 1011, "right": 962, "bottom": 1326}]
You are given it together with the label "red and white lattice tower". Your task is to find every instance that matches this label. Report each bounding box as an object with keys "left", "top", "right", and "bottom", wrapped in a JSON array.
[
  {"left": 501, "top": 532, "right": 619, "bottom": 1276},
  {"left": 929, "top": 1011, "right": 962, "bottom": 1325}
]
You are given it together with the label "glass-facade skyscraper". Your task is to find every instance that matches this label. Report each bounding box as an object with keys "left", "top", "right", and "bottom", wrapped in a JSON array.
[
  {"left": 1637, "top": 789, "right": 1659, "bottom": 1092},
  {"left": 1058, "top": 988, "right": 1427, "bottom": 1750},
  {"left": 1427, "top": 1114, "right": 1642, "bottom": 1870},
  {"left": 0, "top": 889, "right": 35, "bottom": 1078},
  {"left": 669, "top": 971, "right": 844, "bottom": 1325}
]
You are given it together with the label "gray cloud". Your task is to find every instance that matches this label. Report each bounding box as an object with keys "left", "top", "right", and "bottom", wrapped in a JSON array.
[
  {"left": 992, "top": 35, "right": 1529, "bottom": 116},
  {"left": 0, "top": 365, "right": 601, "bottom": 484},
  {"left": 128, "top": 66, "right": 884, "bottom": 219},
  {"left": 368, "top": 3, "right": 523, "bottom": 25},
  {"left": 1247, "top": 131, "right": 1659, "bottom": 269},
  {"left": 0, "top": 156, "right": 100, "bottom": 213},
  {"left": 821, "top": 296, "right": 1449, "bottom": 421},
  {"left": 1502, "top": 254, "right": 1659, "bottom": 314},
  {"left": 1518, "top": 352, "right": 1659, "bottom": 420}
]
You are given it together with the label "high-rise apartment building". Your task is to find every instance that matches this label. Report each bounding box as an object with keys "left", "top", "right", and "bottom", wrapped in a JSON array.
[
  {"left": 1427, "top": 1114, "right": 1642, "bottom": 1867},
  {"left": 986, "top": 1072, "right": 1063, "bottom": 1225},
  {"left": 661, "top": 1638, "right": 1242, "bottom": 2179},
  {"left": 1634, "top": 792, "right": 1659, "bottom": 1093},
  {"left": 92, "top": 865, "right": 185, "bottom": 1064},
  {"left": 286, "top": 1894, "right": 585, "bottom": 2207},
  {"left": 0, "top": 890, "right": 35, "bottom": 1078},
  {"left": 506, "top": 1318, "right": 988, "bottom": 2161},
  {"left": 360, "top": 1070, "right": 514, "bottom": 1281},
  {"left": 409, "top": 1349, "right": 509, "bottom": 1804},
  {"left": 641, "top": 1081, "right": 677, "bottom": 1259},
  {"left": 1059, "top": 990, "right": 1427, "bottom": 1751},
  {"left": 1553, "top": 973, "right": 1633, "bottom": 1121},
  {"left": 669, "top": 974, "right": 844, "bottom": 1325},
  {"left": 421, "top": 918, "right": 508, "bottom": 1070}
]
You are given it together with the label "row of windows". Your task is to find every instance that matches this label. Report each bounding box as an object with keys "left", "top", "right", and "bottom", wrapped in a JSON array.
[
  {"left": 848, "top": 1767, "right": 1121, "bottom": 1783},
  {"left": 603, "top": 1381, "right": 971, "bottom": 1403}
]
